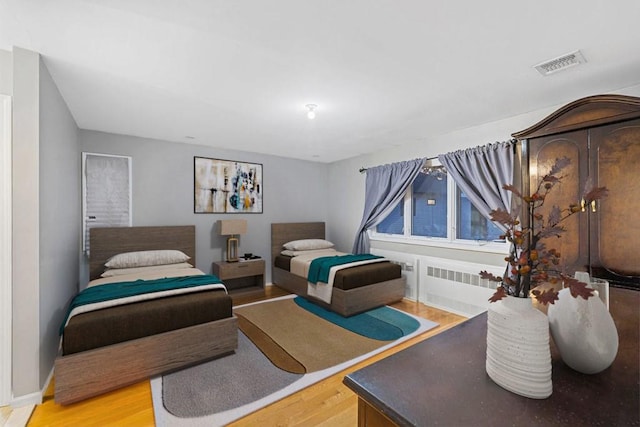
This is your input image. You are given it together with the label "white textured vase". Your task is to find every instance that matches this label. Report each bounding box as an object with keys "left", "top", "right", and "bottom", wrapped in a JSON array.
[
  {"left": 486, "top": 296, "right": 552, "bottom": 399},
  {"left": 547, "top": 288, "right": 618, "bottom": 374}
]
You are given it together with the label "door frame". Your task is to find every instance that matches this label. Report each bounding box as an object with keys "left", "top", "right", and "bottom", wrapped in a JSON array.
[{"left": 0, "top": 94, "right": 12, "bottom": 405}]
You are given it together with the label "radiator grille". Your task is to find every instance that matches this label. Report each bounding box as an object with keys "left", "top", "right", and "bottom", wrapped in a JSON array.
[
  {"left": 426, "top": 266, "right": 495, "bottom": 289},
  {"left": 420, "top": 256, "right": 504, "bottom": 317}
]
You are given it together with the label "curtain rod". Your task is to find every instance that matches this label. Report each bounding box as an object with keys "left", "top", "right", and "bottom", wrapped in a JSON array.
[
  {"left": 359, "top": 156, "right": 438, "bottom": 173},
  {"left": 358, "top": 139, "right": 517, "bottom": 173}
]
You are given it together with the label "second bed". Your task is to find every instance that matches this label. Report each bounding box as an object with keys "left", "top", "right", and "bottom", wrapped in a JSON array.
[{"left": 271, "top": 222, "right": 405, "bottom": 316}]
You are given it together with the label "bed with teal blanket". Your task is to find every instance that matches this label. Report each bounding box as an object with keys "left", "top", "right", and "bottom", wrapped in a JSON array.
[
  {"left": 54, "top": 226, "right": 238, "bottom": 405},
  {"left": 60, "top": 274, "right": 227, "bottom": 335},
  {"left": 307, "top": 254, "right": 384, "bottom": 285},
  {"left": 271, "top": 222, "right": 406, "bottom": 316}
]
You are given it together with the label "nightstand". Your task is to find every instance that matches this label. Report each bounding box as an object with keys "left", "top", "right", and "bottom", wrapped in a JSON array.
[{"left": 212, "top": 259, "right": 265, "bottom": 297}]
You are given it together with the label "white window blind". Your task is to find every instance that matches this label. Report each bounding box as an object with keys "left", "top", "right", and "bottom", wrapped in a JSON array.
[{"left": 82, "top": 153, "right": 132, "bottom": 253}]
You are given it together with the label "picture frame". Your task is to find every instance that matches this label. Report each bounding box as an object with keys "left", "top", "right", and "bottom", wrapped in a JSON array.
[{"left": 194, "top": 156, "right": 263, "bottom": 213}]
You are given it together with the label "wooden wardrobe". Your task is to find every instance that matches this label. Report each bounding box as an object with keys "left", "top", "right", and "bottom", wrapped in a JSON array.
[{"left": 513, "top": 94, "right": 640, "bottom": 289}]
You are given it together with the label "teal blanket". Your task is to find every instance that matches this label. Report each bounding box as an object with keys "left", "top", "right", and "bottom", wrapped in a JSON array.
[
  {"left": 60, "top": 274, "right": 223, "bottom": 335},
  {"left": 307, "top": 254, "right": 382, "bottom": 284}
]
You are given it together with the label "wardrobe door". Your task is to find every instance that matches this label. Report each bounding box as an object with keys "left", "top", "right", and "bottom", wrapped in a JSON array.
[
  {"left": 528, "top": 130, "right": 589, "bottom": 277},
  {"left": 589, "top": 119, "right": 640, "bottom": 287}
]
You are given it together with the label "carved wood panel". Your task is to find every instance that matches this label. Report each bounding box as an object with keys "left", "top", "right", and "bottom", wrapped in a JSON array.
[
  {"left": 529, "top": 131, "right": 589, "bottom": 276},
  {"left": 590, "top": 119, "right": 640, "bottom": 280}
]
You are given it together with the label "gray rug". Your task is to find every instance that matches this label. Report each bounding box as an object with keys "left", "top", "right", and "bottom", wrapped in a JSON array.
[{"left": 162, "top": 331, "right": 302, "bottom": 417}]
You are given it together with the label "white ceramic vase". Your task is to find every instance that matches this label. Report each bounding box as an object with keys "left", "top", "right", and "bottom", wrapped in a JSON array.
[
  {"left": 547, "top": 288, "right": 618, "bottom": 374},
  {"left": 486, "top": 296, "right": 552, "bottom": 399}
]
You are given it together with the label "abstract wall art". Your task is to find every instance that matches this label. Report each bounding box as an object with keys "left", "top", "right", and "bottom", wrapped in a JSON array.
[{"left": 194, "top": 156, "right": 263, "bottom": 213}]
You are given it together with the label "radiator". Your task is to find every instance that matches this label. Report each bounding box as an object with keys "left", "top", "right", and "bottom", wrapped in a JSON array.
[
  {"left": 370, "top": 248, "right": 418, "bottom": 300},
  {"left": 419, "top": 256, "right": 503, "bottom": 317},
  {"left": 371, "top": 248, "right": 504, "bottom": 317}
]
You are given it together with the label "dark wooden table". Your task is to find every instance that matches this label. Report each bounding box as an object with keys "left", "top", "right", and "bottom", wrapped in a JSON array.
[{"left": 344, "top": 287, "right": 639, "bottom": 426}]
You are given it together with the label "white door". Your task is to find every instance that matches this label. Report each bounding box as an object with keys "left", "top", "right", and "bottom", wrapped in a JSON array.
[
  {"left": 82, "top": 153, "right": 132, "bottom": 255},
  {"left": 0, "top": 94, "right": 12, "bottom": 405}
]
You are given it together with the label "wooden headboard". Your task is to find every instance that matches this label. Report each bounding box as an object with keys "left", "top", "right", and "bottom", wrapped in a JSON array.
[
  {"left": 89, "top": 225, "right": 196, "bottom": 280},
  {"left": 270, "top": 222, "right": 325, "bottom": 268}
]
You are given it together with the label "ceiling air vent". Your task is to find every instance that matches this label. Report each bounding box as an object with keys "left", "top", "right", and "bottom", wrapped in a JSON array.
[{"left": 534, "top": 50, "right": 586, "bottom": 76}]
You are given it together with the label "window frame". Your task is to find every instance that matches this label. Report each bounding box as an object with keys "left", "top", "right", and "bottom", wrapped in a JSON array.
[{"left": 370, "top": 173, "right": 509, "bottom": 254}]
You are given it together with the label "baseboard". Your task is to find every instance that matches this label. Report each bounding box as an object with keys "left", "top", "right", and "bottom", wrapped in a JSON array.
[
  {"left": 10, "top": 366, "right": 51, "bottom": 408},
  {"left": 42, "top": 366, "right": 54, "bottom": 399},
  {"left": 10, "top": 391, "right": 40, "bottom": 409}
]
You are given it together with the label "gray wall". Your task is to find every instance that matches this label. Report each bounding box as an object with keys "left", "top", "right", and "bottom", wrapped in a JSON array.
[
  {"left": 8, "top": 47, "right": 80, "bottom": 402},
  {"left": 38, "top": 59, "right": 80, "bottom": 387},
  {"left": 80, "top": 130, "right": 329, "bottom": 285}
]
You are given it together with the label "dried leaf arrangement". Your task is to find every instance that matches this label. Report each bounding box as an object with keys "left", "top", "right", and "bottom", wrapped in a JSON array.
[{"left": 480, "top": 157, "right": 609, "bottom": 305}]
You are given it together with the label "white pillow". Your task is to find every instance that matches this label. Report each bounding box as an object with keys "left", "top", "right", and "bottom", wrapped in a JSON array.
[
  {"left": 105, "top": 250, "right": 190, "bottom": 269},
  {"left": 281, "top": 248, "right": 338, "bottom": 257},
  {"left": 282, "top": 239, "right": 334, "bottom": 251},
  {"left": 101, "top": 262, "right": 194, "bottom": 277}
]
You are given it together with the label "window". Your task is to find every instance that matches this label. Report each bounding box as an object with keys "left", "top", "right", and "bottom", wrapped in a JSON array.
[
  {"left": 457, "top": 187, "right": 503, "bottom": 241},
  {"left": 411, "top": 172, "right": 447, "bottom": 238},
  {"left": 377, "top": 202, "right": 403, "bottom": 234},
  {"left": 374, "top": 169, "right": 504, "bottom": 249},
  {"left": 82, "top": 153, "right": 132, "bottom": 253}
]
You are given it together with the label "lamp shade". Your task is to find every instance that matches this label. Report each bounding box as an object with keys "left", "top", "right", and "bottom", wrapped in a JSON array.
[{"left": 219, "top": 219, "right": 247, "bottom": 236}]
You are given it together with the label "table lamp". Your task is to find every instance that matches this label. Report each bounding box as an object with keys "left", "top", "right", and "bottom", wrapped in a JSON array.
[{"left": 219, "top": 219, "right": 247, "bottom": 262}]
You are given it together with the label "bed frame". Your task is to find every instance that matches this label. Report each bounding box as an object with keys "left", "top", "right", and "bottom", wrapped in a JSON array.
[
  {"left": 271, "top": 222, "right": 405, "bottom": 316},
  {"left": 54, "top": 225, "right": 238, "bottom": 405}
]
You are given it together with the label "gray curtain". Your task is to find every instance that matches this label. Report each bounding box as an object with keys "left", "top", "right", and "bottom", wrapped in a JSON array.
[
  {"left": 438, "top": 140, "right": 516, "bottom": 232},
  {"left": 352, "top": 158, "right": 426, "bottom": 254}
]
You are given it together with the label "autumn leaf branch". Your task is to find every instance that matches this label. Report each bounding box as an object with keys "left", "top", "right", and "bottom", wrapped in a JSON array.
[{"left": 483, "top": 156, "right": 606, "bottom": 304}]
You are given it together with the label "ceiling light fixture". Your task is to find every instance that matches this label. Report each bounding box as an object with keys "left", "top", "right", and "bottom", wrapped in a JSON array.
[
  {"left": 423, "top": 166, "right": 447, "bottom": 181},
  {"left": 305, "top": 104, "right": 317, "bottom": 119}
]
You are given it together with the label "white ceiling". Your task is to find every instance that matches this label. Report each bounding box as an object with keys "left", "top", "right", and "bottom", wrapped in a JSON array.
[{"left": 1, "top": 0, "right": 640, "bottom": 163}]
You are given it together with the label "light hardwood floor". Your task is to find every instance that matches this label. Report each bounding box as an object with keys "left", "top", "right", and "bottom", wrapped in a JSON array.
[
  {"left": 1, "top": 405, "right": 12, "bottom": 425},
  {"left": 26, "top": 286, "right": 467, "bottom": 426}
]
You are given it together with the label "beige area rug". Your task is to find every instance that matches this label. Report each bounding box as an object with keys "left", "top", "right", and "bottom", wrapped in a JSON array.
[
  {"left": 151, "top": 295, "right": 438, "bottom": 426},
  {"left": 234, "top": 298, "right": 387, "bottom": 373}
]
